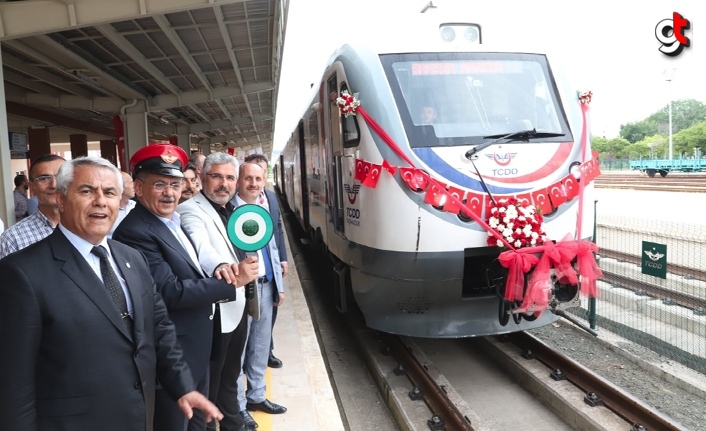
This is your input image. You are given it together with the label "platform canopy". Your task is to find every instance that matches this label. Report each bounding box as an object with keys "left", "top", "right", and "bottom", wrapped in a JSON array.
[{"left": 0, "top": 0, "right": 288, "bottom": 158}]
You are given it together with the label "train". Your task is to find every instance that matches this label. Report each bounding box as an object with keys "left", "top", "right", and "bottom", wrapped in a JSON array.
[{"left": 274, "top": 18, "right": 596, "bottom": 338}]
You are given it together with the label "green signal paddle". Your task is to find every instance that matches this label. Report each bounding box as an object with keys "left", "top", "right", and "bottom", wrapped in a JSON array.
[{"left": 227, "top": 204, "right": 275, "bottom": 252}]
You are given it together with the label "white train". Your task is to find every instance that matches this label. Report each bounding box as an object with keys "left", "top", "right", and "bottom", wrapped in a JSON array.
[{"left": 276, "top": 19, "right": 595, "bottom": 337}]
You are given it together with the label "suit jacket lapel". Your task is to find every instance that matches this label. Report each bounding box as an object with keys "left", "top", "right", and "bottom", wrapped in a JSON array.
[
  {"left": 133, "top": 203, "right": 202, "bottom": 275},
  {"left": 194, "top": 193, "right": 237, "bottom": 257},
  {"left": 50, "top": 230, "right": 133, "bottom": 341}
]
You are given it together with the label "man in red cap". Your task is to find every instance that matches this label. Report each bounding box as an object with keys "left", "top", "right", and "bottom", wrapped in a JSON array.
[{"left": 114, "top": 144, "right": 258, "bottom": 431}]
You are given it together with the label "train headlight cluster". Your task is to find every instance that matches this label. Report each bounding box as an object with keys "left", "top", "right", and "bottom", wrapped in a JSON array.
[{"left": 439, "top": 23, "right": 482, "bottom": 44}]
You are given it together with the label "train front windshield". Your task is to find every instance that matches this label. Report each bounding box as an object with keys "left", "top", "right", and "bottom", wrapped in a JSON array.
[{"left": 381, "top": 53, "right": 571, "bottom": 147}]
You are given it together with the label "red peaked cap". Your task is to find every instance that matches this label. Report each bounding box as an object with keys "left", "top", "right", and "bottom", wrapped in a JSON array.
[{"left": 129, "top": 144, "right": 188, "bottom": 178}]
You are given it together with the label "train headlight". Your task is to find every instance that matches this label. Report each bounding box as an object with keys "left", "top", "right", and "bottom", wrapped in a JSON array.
[
  {"left": 440, "top": 26, "right": 456, "bottom": 42},
  {"left": 464, "top": 27, "right": 479, "bottom": 42},
  {"left": 439, "top": 23, "right": 482, "bottom": 44}
]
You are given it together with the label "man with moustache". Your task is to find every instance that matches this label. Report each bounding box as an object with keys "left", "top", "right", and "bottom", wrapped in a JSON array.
[
  {"left": 178, "top": 153, "right": 259, "bottom": 431},
  {"left": 180, "top": 164, "right": 199, "bottom": 204},
  {"left": 242, "top": 154, "right": 287, "bottom": 369},
  {"left": 0, "top": 156, "right": 222, "bottom": 431},
  {"left": 232, "top": 163, "right": 286, "bottom": 429},
  {"left": 114, "top": 145, "right": 258, "bottom": 431},
  {"left": 0, "top": 154, "right": 65, "bottom": 258}
]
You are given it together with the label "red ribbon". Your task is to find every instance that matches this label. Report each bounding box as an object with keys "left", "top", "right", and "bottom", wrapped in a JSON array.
[
  {"left": 498, "top": 250, "right": 539, "bottom": 302},
  {"left": 576, "top": 240, "right": 602, "bottom": 297}
]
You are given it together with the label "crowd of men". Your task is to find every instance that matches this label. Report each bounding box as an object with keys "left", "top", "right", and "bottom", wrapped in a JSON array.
[{"left": 0, "top": 146, "right": 288, "bottom": 431}]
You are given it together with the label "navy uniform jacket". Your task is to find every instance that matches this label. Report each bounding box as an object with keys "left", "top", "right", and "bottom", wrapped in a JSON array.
[
  {"left": 113, "top": 201, "right": 237, "bottom": 384},
  {"left": 0, "top": 228, "right": 194, "bottom": 431}
]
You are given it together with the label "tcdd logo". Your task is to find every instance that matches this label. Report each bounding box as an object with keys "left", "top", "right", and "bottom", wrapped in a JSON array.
[
  {"left": 655, "top": 12, "right": 691, "bottom": 57},
  {"left": 343, "top": 183, "right": 360, "bottom": 204}
]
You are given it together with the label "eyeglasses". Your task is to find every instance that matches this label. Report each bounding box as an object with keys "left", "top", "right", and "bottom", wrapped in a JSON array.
[
  {"left": 32, "top": 174, "right": 57, "bottom": 184},
  {"left": 205, "top": 173, "right": 237, "bottom": 182},
  {"left": 152, "top": 180, "right": 183, "bottom": 192}
]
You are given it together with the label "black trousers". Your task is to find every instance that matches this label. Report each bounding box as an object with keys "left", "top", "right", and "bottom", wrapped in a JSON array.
[
  {"left": 154, "top": 369, "right": 209, "bottom": 431},
  {"left": 207, "top": 308, "right": 249, "bottom": 431}
]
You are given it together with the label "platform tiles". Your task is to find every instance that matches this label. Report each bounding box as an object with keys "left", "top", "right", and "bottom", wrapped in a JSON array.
[{"left": 244, "top": 232, "right": 345, "bottom": 431}]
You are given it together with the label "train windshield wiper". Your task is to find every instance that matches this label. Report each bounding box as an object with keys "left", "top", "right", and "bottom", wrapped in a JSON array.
[
  {"left": 482, "top": 130, "right": 565, "bottom": 140},
  {"left": 465, "top": 129, "right": 565, "bottom": 159}
]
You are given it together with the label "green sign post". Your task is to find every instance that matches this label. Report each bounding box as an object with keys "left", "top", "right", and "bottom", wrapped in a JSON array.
[{"left": 641, "top": 241, "right": 667, "bottom": 279}]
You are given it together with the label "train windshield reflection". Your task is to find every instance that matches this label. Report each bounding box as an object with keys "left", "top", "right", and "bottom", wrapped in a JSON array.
[{"left": 382, "top": 53, "right": 570, "bottom": 148}]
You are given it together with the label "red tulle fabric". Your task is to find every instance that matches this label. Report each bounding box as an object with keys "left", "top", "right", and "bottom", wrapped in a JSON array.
[
  {"left": 554, "top": 239, "right": 579, "bottom": 285},
  {"left": 576, "top": 241, "right": 602, "bottom": 297},
  {"left": 498, "top": 250, "right": 539, "bottom": 302}
]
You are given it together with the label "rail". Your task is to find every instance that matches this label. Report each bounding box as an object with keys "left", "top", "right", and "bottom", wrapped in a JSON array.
[
  {"left": 381, "top": 333, "right": 474, "bottom": 431},
  {"left": 508, "top": 332, "right": 687, "bottom": 431}
]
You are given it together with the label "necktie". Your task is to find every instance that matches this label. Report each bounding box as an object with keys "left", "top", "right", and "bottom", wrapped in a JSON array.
[{"left": 91, "top": 245, "right": 133, "bottom": 334}]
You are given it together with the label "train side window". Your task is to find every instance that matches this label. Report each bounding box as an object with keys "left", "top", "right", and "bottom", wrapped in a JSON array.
[{"left": 340, "top": 83, "right": 360, "bottom": 148}]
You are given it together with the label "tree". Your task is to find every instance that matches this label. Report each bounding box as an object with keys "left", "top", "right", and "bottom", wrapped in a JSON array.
[
  {"left": 634, "top": 134, "right": 667, "bottom": 159},
  {"left": 619, "top": 120, "right": 658, "bottom": 143},
  {"left": 649, "top": 99, "right": 706, "bottom": 135},
  {"left": 619, "top": 99, "right": 706, "bottom": 144},
  {"left": 606, "top": 137, "right": 631, "bottom": 159},
  {"left": 673, "top": 121, "right": 706, "bottom": 157},
  {"left": 591, "top": 136, "right": 609, "bottom": 154},
  {"left": 626, "top": 142, "right": 651, "bottom": 159},
  {"left": 591, "top": 136, "right": 631, "bottom": 160}
]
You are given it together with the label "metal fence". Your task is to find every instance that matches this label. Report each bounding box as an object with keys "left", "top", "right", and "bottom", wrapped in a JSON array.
[
  {"left": 568, "top": 215, "right": 706, "bottom": 375},
  {"left": 598, "top": 158, "right": 632, "bottom": 171}
]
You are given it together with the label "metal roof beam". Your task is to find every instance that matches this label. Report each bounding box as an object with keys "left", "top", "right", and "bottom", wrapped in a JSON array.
[
  {"left": 95, "top": 24, "right": 182, "bottom": 95},
  {"left": 2, "top": 83, "right": 273, "bottom": 114},
  {"left": 2, "top": 53, "right": 93, "bottom": 98},
  {"left": 0, "top": 0, "right": 248, "bottom": 41},
  {"left": 150, "top": 115, "right": 272, "bottom": 135},
  {"left": 36, "top": 34, "right": 150, "bottom": 100},
  {"left": 150, "top": 82, "right": 272, "bottom": 110},
  {"left": 200, "top": 131, "right": 272, "bottom": 145}
]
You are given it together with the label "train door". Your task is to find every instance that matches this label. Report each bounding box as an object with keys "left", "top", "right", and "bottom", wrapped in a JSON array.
[
  {"left": 298, "top": 122, "right": 310, "bottom": 229},
  {"left": 325, "top": 75, "right": 345, "bottom": 236}
]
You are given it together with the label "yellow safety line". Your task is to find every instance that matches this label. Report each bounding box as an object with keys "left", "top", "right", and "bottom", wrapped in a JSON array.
[{"left": 251, "top": 366, "right": 273, "bottom": 430}]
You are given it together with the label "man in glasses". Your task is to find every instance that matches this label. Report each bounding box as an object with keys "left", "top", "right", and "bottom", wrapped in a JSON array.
[
  {"left": 113, "top": 144, "right": 257, "bottom": 431},
  {"left": 0, "top": 154, "right": 65, "bottom": 259}
]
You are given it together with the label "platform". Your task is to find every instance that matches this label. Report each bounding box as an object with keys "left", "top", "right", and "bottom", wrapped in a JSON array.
[{"left": 245, "top": 219, "right": 345, "bottom": 431}]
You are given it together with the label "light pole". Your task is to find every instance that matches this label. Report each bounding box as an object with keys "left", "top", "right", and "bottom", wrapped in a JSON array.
[{"left": 664, "top": 69, "right": 676, "bottom": 162}]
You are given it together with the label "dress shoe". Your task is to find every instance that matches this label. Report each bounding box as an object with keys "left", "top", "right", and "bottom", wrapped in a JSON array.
[
  {"left": 247, "top": 399, "right": 287, "bottom": 414},
  {"left": 268, "top": 353, "right": 283, "bottom": 368},
  {"left": 239, "top": 410, "right": 258, "bottom": 428}
]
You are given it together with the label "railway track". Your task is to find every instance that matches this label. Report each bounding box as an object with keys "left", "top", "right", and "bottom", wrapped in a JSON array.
[
  {"left": 357, "top": 327, "right": 688, "bottom": 431},
  {"left": 338, "top": 292, "right": 690, "bottom": 431},
  {"left": 594, "top": 173, "right": 706, "bottom": 192}
]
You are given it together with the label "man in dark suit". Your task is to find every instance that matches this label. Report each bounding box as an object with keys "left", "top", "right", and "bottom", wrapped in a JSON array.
[
  {"left": 113, "top": 145, "right": 258, "bottom": 431},
  {"left": 0, "top": 156, "right": 221, "bottom": 431},
  {"left": 243, "top": 154, "right": 287, "bottom": 368}
]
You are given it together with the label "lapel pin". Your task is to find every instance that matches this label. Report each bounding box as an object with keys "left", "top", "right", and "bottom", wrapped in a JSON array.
[{"left": 126, "top": 262, "right": 131, "bottom": 269}]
